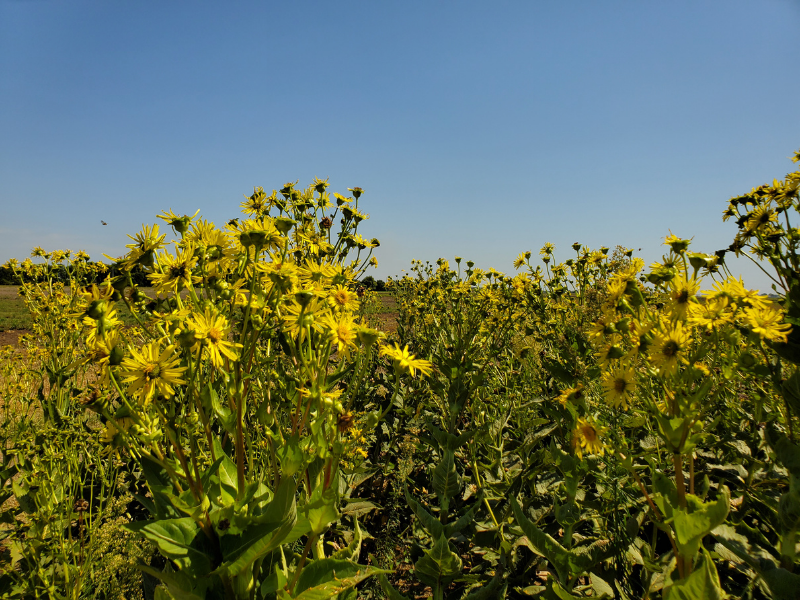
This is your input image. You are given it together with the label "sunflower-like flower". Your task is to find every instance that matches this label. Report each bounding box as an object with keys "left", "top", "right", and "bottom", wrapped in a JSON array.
[
  {"left": 556, "top": 384, "right": 584, "bottom": 407},
  {"left": 744, "top": 205, "right": 777, "bottom": 234},
  {"left": 687, "top": 297, "right": 732, "bottom": 331},
  {"left": 188, "top": 309, "right": 241, "bottom": 370},
  {"left": 380, "top": 343, "right": 433, "bottom": 378},
  {"left": 328, "top": 285, "right": 360, "bottom": 313},
  {"left": 282, "top": 298, "right": 328, "bottom": 341},
  {"left": 320, "top": 312, "right": 357, "bottom": 356},
  {"left": 240, "top": 187, "right": 272, "bottom": 216},
  {"left": 745, "top": 305, "right": 792, "bottom": 343},
  {"left": 124, "top": 224, "right": 166, "bottom": 269},
  {"left": 571, "top": 417, "right": 606, "bottom": 459},
  {"left": 649, "top": 322, "right": 692, "bottom": 376},
  {"left": 667, "top": 276, "right": 700, "bottom": 321},
  {"left": 148, "top": 247, "right": 201, "bottom": 294},
  {"left": 601, "top": 365, "right": 635, "bottom": 409},
  {"left": 120, "top": 341, "right": 187, "bottom": 403}
]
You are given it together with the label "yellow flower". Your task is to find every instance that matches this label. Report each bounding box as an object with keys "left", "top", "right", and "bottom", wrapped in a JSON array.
[
  {"left": 328, "top": 285, "right": 360, "bottom": 313},
  {"left": 667, "top": 276, "right": 700, "bottom": 321},
  {"left": 282, "top": 298, "right": 327, "bottom": 341},
  {"left": 320, "top": 312, "right": 357, "bottom": 356},
  {"left": 745, "top": 205, "right": 777, "bottom": 233},
  {"left": 380, "top": 343, "right": 433, "bottom": 378},
  {"left": 572, "top": 417, "right": 606, "bottom": 459},
  {"left": 649, "top": 323, "right": 692, "bottom": 376},
  {"left": 513, "top": 253, "right": 527, "bottom": 269},
  {"left": 148, "top": 247, "right": 200, "bottom": 294},
  {"left": 557, "top": 384, "right": 584, "bottom": 406},
  {"left": 745, "top": 305, "right": 792, "bottom": 343},
  {"left": 706, "top": 277, "right": 770, "bottom": 310},
  {"left": 601, "top": 366, "right": 635, "bottom": 410},
  {"left": 120, "top": 341, "right": 187, "bottom": 403},
  {"left": 188, "top": 309, "right": 241, "bottom": 370},
  {"left": 688, "top": 297, "right": 732, "bottom": 331}
]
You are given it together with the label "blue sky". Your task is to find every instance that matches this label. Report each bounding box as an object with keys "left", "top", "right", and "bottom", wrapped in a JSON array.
[{"left": 2, "top": 1, "right": 799, "bottom": 290}]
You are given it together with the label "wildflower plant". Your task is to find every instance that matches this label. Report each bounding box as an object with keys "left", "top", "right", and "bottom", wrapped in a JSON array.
[{"left": 68, "top": 182, "right": 389, "bottom": 598}]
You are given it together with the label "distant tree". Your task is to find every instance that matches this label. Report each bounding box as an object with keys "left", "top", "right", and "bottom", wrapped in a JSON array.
[
  {"left": 361, "top": 276, "right": 376, "bottom": 290},
  {"left": 376, "top": 279, "right": 386, "bottom": 292}
]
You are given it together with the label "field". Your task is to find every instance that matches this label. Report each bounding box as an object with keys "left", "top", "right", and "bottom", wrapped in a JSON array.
[{"left": 2, "top": 167, "right": 800, "bottom": 600}]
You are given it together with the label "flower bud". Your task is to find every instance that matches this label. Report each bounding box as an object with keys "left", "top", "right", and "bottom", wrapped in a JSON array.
[
  {"left": 177, "top": 328, "right": 198, "bottom": 348},
  {"left": 109, "top": 344, "right": 124, "bottom": 366},
  {"left": 86, "top": 299, "right": 107, "bottom": 320},
  {"left": 274, "top": 217, "right": 296, "bottom": 235},
  {"left": 294, "top": 290, "right": 315, "bottom": 307}
]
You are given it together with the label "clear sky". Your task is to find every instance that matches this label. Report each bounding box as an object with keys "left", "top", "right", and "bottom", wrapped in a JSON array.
[{"left": 2, "top": 1, "right": 799, "bottom": 290}]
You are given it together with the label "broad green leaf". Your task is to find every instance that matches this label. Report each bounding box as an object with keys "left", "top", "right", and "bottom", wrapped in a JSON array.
[
  {"left": 760, "top": 564, "right": 800, "bottom": 600},
  {"left": 550, "top": 581, "right": 584, "bottom": 599},
  {"left": 331, "top": 518, "right": 362, "bottom": 561},
  {"left": 218, "top": 477, "right": 297, "bottom": 576},
  {"left": 377, "top": 573, "right": 413, "bottom": 600},
  {"left": 444, "top": 494, "right": 483, "bottom": 538},
  {"left": 282, "top": 515, "right": 312, "bottom": 546},
  {"left": 510, "top": 497, "right": 570, "bottom": 585},
  {"left": 140, "top": 454, "right": 182, "bottom": 520},
  {"left": 566, "top": 539, "right": 616, "bottom": 576},
  {"left": 413, "top": 534, "right": 463, "bottom": 589},
  {"left": 137, "top": 565, "right": 206, "bottom": 600},
  {"left": 767, "top": 426, "right": 800, "bottom": 475},
  {"left": 305, "top": 485, "right": 340, "bottom": 536},
  {"left": 340, "top": 500, "right": 379, "bottom": 518},
  {"left": 462, "top": 569, "right": 506, "bottom": 600},
  {"left": 125, "top": 518, "right": 212, "bottom": 578},
  {"left": 293, "top": 560, "right": 389, "bottom": 599},
  {"left": 404, "top": 486, "right": 443, "bottom": 539},
  {"left": 712, "top": 524, "right": 800, "bottom": 599},
  {"left": 663, "top": 549, "right": 725, "bottom": 600},
  {"left": 673, "top": 488, "right": 729, "bottom": 559},
  {"left": 433, "top": 449, "right": 459, "bottom": 513}
]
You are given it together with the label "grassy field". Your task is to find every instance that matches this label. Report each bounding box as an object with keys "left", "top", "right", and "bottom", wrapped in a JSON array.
[{"left": 0, "top": 286, "right": 30, "bottom": 331}]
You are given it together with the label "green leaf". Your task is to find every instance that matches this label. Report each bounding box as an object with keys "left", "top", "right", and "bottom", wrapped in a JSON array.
[
  {"left": 202, "top": 384, "right": 236, "bottom": 436},
  {"left": 767, "top": 426, "right": 800, "bottom": 475},
  {"left": 218, "top": 477, "right": 297, "bottom": 576},
  {"left": 444, "top": 494, "right": 483, "bottom": 538},
  {"left": 404, "top": 486, "right": 443, "bottom": 539},
  {"left": 377, "top": 573, "right": 413, "bottom": 600},
  {"left": 759, "top": 564, "right": 800, "bottom": 600},
  {"left": 125, "top": 518, "right": 213, "bottom": 578},
  {"left": 663, "top": 549, "right": 725, "bottom": 600},
  {"left": 340, "top": 500, "right": 379, "bottom": 519},
  {"left": 305, "top": 485, "right": 340, "bottom": 537},
  {"left": 293, "top": 560, "right": 389, "bottom": 599},
  {"left": 432, "top": 449, "right": 459, "bottom": 513},
  {"left": 566, "top": 539, "right": 616, "bottom": 576},
  {"left": 673, "top": 488, "right": 730, "bottom": 559},
  {"left": 510, "top": 497, "right": 570, "bottom": 585},
  {"left": 462, "top": 569, "right": 506, "bottom": 600},
  {"left": 137, "top": 565, "right": 206, "bottom": 600},
  {"left": 413, "top": 534, "right": 463, "bottom": 590},
  {"left": 140, "top": 454, "right": 182, "bottom": 520},
  {"left": 331, "top": 518, "right": 362, "bottom": 561}
]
